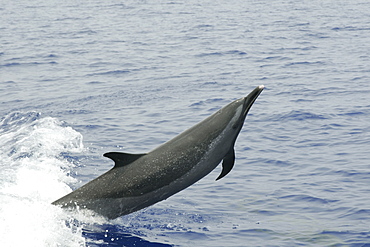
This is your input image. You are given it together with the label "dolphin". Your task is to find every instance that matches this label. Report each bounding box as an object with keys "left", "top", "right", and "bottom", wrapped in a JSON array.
[{"left": 52, "top": 85, "right": 264, "bottom": 219}]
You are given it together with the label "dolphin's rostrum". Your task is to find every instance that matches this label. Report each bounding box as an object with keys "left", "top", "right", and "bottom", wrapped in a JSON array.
[{"left": 52, "top": 85, "right": 264, "bottom": 219}]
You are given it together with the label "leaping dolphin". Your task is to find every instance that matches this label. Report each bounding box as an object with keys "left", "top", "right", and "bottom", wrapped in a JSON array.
[{"left": 52, "top": 85, "right": 264, "bottom": 219}]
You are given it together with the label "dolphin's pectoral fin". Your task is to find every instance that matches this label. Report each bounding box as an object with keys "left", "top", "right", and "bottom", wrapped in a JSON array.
[
  {"left": 104, "top": 152, "right": 147, "bottom": 168},
  {"left": 216, "top": 148, "right": 235, "bottom": 181}
]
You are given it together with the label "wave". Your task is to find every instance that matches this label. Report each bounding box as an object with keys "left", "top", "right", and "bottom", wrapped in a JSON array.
[
  {"left": 0, "top": 112, "right": 86, "bottom": 246},
  {"left": 0, "top": 112, "right": 188, "bottom": 246}
]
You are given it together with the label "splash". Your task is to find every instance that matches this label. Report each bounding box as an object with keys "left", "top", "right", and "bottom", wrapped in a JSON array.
[{"left": 0, "top": 112, "right": 86, "bottom": 246}]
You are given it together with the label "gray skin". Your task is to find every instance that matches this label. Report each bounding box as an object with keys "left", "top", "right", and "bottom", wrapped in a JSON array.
[{"left": 52, "top": 85, "right": 264, "bottom": 219}]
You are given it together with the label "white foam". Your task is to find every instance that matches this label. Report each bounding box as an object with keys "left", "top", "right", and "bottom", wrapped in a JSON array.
[{"left": 0, "top": 113, "right": 87, "bottom": 246}]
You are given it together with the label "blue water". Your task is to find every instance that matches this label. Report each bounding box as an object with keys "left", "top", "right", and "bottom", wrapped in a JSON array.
[{"left": 1, "top": 0, "right": 370, "bottom": 246}]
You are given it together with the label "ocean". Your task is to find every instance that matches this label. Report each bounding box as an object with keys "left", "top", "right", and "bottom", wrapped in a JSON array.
[{"left": 1, "top": 0, "right": 370, "bottom": 246}]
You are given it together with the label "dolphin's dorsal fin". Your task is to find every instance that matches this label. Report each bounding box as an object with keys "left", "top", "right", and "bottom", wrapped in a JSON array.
[
  {"left": 104, "top": 152, "right": 147, "bottom": 168},
  {"left": 216, "top": 147, "right": 235, "bottom": 180}
]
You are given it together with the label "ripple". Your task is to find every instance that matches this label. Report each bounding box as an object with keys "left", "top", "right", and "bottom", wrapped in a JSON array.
[{"left": 270, "top": 110, "right": 329, "bottom": 122}]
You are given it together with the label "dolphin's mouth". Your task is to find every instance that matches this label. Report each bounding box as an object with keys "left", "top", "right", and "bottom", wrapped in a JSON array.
[{"left": 242, "top": 85, "right": 264, "bottom": 116}]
